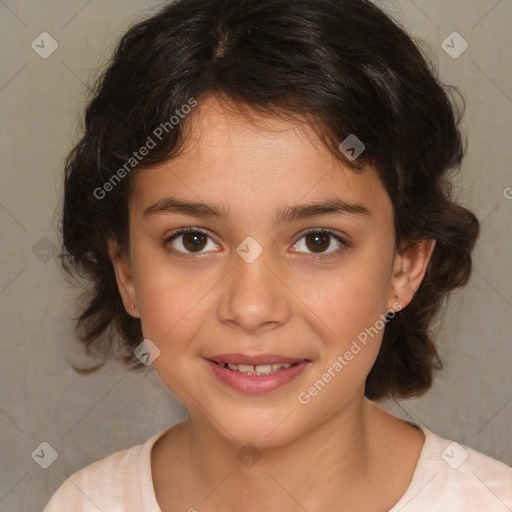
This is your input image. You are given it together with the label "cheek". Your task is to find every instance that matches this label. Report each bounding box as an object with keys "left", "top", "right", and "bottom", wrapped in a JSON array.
[
  {"left": 296, "top": 268, "right": 390, "bottom": 410},
  {"left": 300, "top": 250, "right": 394, "bottom": 398},
  {"left": 131, "top": 251, "right": 212, "bottom": 351},
  {"left": 306, "top": 250, "right": 392, "bottom": 339}
]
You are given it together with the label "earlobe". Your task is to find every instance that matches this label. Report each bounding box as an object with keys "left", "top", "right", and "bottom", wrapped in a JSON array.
[
  {"left": 107, "top": 239, "right": 140, "bottom": 318},
  {"left": 389, "top": 239, "right": 436, "bottom": 311}
]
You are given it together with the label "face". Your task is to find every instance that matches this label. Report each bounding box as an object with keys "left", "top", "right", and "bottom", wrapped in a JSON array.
[{"left": 110, "top": 96, "right": 434, "bottom": 447}]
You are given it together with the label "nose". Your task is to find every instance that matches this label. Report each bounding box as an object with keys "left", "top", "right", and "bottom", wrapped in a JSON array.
[{"left": 216, "top": 248, "right": 292, "bottom": 335}]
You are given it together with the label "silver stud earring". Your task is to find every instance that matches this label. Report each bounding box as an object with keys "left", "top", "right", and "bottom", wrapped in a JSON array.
[{"left": 131, "top": 304, "right": 136, "bottom": 309}]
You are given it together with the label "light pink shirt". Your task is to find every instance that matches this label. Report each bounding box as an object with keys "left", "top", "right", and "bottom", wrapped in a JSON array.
[{"left": 43, "top": 424, "right": 512, "bottom": 511}]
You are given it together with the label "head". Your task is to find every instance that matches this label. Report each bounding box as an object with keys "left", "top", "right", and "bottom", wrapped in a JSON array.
[{"left": 61, "top": 0, "right": 479, "bottom": 445}]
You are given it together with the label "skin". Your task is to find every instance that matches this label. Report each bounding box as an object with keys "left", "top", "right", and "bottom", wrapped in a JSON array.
[{"left": 109, "top": 96, "right": 436, "bottom": 512}]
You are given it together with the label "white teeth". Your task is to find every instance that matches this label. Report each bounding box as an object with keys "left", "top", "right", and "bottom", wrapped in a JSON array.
[
  {"left": 254, "top": 364, "right": 272, "bottom": 373},
  {"left": 219, "top": 361, "right": 298, "bottom": 375}
]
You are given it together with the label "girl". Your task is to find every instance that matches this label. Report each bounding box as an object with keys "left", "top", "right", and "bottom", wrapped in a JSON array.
[{"left": 44, "top": 0, "right": 512, "bottom": 510}]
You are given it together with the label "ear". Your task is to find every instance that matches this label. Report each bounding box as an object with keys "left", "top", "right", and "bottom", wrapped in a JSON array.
[
  {"left": 107, "top": 239, "right": 140, "bottom": 318},
  {"left": 388, "top": 239, "right": 436, "bottom": 311}
]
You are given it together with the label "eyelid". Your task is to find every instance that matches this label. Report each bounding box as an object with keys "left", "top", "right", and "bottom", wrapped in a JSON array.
[
  {"left": 162, "top": 227, "right": 219, "bottom": 255},
  {"left": 166, "top": 226, "right": 210, "bottom": 237},
  {"left": 297, "top": 227, "right": 349, "bottom": 242}
]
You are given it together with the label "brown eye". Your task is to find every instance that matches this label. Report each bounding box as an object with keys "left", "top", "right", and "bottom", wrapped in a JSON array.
[
  {"left": 182, "top": 232, "right": 208, "bottom": 252},
  {"left": 292, "top": 229, "right": 347, "bottom": 257},
  {"left": 305, "top": 232, "right": 331, "bottom": 253},
  {"left": 167, "top": 229, "right": 219, "bottom": 254}
]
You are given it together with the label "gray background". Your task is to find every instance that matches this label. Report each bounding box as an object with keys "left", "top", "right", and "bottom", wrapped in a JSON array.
[{"left": 1, "top": 0, "right": 511, "bottom": 510}]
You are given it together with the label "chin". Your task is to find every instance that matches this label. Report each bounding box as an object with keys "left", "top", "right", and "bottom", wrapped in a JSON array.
[{"left": 209, "top": 407, "right": 305, "bottom": 449}]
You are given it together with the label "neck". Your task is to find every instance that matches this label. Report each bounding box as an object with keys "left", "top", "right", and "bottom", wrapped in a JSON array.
[{"left": 181, "top": 393, "right": 377, "bottom": 511}]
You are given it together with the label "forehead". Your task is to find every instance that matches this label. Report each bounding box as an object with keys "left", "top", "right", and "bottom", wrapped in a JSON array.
[{"left": 131, "top": 96, "right": 392, "bottom": 219}]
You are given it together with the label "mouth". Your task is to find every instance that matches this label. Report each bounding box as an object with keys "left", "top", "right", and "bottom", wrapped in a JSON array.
[
  {"left": 204, "top": 356, "right": 312, "bottom": 394},
  {"left": 207, "top": 359, "right": 303, "bottom": 376}
]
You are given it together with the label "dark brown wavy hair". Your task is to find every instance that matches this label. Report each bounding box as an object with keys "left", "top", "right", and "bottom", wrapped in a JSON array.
[{"left": 60, "top": 0, "right": 479, "bottom": 400}]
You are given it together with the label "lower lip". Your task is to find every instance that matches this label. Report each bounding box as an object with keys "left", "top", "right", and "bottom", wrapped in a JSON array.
[{"left": 204, "top": 359, "right": 311, "bottom": 394}]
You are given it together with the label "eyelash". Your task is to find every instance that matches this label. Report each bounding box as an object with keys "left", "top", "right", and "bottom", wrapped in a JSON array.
[{"left": 163, "top": 227, "right": 350, "bottom": 261}]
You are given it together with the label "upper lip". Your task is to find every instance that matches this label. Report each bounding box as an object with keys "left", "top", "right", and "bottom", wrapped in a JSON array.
[{"left": 205, "top": 353, "right": 310, "bottom": 365}]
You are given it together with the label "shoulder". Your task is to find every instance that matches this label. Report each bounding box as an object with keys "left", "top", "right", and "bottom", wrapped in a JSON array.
[
  {"left": 42, "top": 429, "right": 168, "bottom": 512},
  {"left": 391, "top": 425, "right": 512, "bottom": 511}
]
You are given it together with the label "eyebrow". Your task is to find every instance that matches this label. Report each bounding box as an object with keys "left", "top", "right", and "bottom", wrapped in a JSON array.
[{"left": 143, "top": 195, "right": 371, "bottom": 224}]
